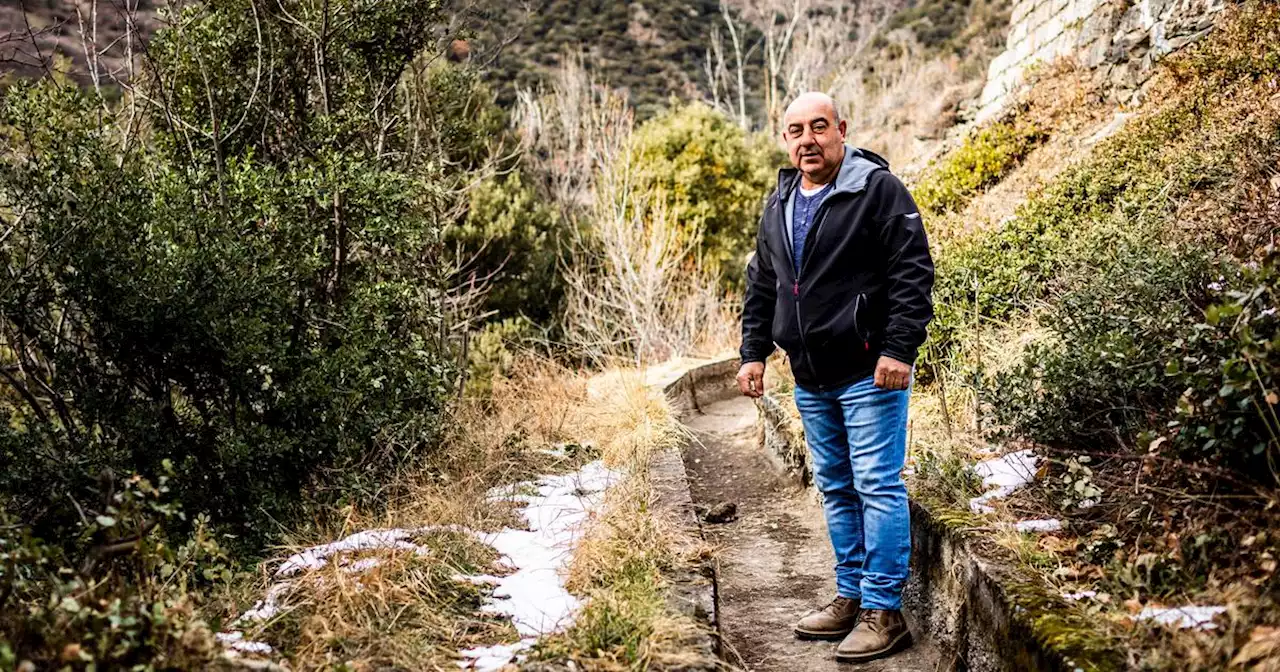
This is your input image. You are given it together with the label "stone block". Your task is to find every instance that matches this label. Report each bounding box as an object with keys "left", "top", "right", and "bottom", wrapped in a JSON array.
[
  {"left": 1082, "top": 35, "right": 1112, "bottom": 67},
  {"left": 1010, "top": 19, "right": 1030, "bottom": 47},
  {"left": 987, "top": 50, "right": 1015, "bottom": 80},
  {"left": 1031, "top": 1, "right": 1054, "bottom": 28},
  {"left": 1033, "top": 20, "right": 1060, "bottom": 49},
  {"left": 1012, "top": 0, "right": 1037, "bottom": 25},
  {"left": 1112, "top": 3, "right": 1152, "bottom": 56},
  {"left": 1146, "top": 0, "right": 1173, "bottom": 23},
  {"left": 1149, "top": 19, "right": 1169, "bottom": 56},
  {"left": 1013, "top": 38, "right": 1036, "bottom": 63},
  {"left": 1059, "top": 20, "right": 1084, "bottom": 49}
]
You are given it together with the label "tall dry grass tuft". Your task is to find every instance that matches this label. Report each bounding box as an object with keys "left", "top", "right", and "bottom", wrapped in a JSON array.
[
  {"left": 515, "top": 57, "right": 740, "bottom": 368},
  {"left": 533, "top": 368, "right": 717, "bottom": 669},
  {"left": 562, "top": 169, "right": 738, "bottom": 367},
  {"left": 514, "top": 53, "right": 634, "bottom": 216}
]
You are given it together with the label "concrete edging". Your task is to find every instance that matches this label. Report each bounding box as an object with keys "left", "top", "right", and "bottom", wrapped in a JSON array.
[{"left": 648, "top": 356, "right": 743, "bottom": 666}]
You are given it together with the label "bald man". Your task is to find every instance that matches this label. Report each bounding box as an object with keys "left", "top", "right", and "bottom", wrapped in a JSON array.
[{"left": 737, "top": 92, "right": 934, "bottom": 663}]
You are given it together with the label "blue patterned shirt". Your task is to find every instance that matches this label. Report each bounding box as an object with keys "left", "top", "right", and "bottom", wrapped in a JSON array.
[{"left": 791, "top": 182, "right": 835, "bottom": 274}]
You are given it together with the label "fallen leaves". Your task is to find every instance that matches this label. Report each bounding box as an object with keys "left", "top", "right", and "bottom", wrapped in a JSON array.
[{"left": 1231, "top": 625, "right": 1280, "bottom": 670}]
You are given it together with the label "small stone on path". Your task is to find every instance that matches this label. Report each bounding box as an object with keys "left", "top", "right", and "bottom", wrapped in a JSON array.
[{"left": 703, "top": 501, "right": 738, "bottom": 524}]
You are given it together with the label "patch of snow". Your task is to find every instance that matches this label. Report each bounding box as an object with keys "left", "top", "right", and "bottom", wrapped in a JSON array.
[
  {"left": 1014, "top": 518, "right": 1063, "bottom": 533},
  {"left": 343, "top": 557, "right": 383, "bottom": 574},
  {"left": 1076, "top": 498, "right": 1098, "bottom": 510},
  {"left": 219, "top": 523, "right": 472, "bottom": 658},
  {"left": 453, "top": 573, "right": 504, "bottom": 585},
  {"left": 216, "top": 631, "right": 273, "bottom": 655},
  {"left": 240, "top": 581, "right": 293, "bottom": 622},
  {"left": 457, "top": 641, "right": 533, "bottom": 670},
  {"left": 457, "top": 459, "right": 622, "bottom": 670},
  {"left": 969, "top": 449, "right": 1038, "bottom": 513},
  {"left": 275, "top": 528, "right": 430, "bottom": 577},
  {"left": 1062, "top": 590, "right": 1097, "bottom": 601},
  {"left": 1135, "top": 605, "right": 1227, "bottom": 630},
  {"left": 216, "top": 460, "right": 620, "bottom": 669}
]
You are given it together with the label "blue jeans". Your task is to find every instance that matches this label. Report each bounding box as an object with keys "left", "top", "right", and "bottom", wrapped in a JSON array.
[{"left": 794, "top": 375, "right": 911, "bottom": 610}]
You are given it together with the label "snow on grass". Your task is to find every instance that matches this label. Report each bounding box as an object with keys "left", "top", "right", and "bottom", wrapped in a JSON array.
[
  {"left": 216, "top": 631, "right": 274, "bottom": 655},
  {"left": 969, "top": 449, "right": 1038, "bottom": 514},
  {"left": 240, "top": 581, "right": 293, "bottom": 622},
  {"left": 275, "top": 528, "right": 430, "bottom": 577},
  {"left": 214, "top": 461, "right": 619, "bottom": 667},
  {"left": 218, "top": 524, "right": 467, "bottom": 658},
  {"left": 459, "top": 641, "right": 533, "bottom": 670},
  {"left": 457, "top": 459, "right": 621, "bottom": 671},
  {"left": 1014, "top": 518, "right": 1062, "bottom": 533},
  {"left": 1135, "top": 605, "right": 1228, "bottom": 630}
]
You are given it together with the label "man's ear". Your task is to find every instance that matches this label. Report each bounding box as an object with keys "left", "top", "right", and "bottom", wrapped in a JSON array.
[{"left": 838, "top": 119, "right": 848, "bottom": 139}]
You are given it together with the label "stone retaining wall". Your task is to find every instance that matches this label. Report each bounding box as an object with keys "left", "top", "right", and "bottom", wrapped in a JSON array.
[
  {"left": 979, "top": 0, "right": 1230, "bottom": 120},
  {"left": 755, "top": 391, "right": 813, "bottom": 488}
]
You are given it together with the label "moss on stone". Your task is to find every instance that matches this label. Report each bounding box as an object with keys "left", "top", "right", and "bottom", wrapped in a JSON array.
[{"left": 1004, "top": 577, "right": 1125, "bottom": 672}]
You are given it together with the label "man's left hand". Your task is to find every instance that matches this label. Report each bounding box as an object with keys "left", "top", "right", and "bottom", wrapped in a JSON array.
[{"left": 874, "top": 356, "right": 912, "bottom": 390}]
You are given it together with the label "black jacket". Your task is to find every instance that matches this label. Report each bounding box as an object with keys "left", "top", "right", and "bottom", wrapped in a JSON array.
[{"left": 740, "top": 146, "right": 935, "bottom": 390}]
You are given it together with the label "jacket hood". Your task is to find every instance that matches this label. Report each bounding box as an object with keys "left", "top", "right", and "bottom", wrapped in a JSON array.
[{"left": 777, "top": 145, "right": 889, "bottom": 200}]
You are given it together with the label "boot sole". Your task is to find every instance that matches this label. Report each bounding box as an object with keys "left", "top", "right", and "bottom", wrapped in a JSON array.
[
  {"left": 794, "top": 626, "right": 854, "bottom": 641},
  {"left": 834, "top": 630, "right": 914, "bottom": 663}
]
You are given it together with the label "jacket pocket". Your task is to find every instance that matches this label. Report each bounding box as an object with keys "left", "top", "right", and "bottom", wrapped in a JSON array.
[{"left": 852, "top": 293, "right": 866, "bottom": 344}]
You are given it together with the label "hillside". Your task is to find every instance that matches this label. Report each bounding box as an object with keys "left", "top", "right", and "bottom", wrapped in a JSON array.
[
  {"left": 0, "top": 0, "right": 161, "bottom": 83},
  {"left": 469, "top": 0, "right": 732, "bottom": 120}
]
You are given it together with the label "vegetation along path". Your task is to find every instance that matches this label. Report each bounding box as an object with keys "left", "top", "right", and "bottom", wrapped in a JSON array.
[{"left": 682, "top": 395, "right": 942, "bottom": 671}]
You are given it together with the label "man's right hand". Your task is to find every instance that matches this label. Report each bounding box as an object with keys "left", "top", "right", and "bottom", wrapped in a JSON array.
[{"left": 737, "top": 361, "right": 765, "bottom": 398}]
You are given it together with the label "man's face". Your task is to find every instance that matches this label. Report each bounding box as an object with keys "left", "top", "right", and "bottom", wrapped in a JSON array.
[{"left": 782, "top": 101, "right": 846, "bottom": 179}]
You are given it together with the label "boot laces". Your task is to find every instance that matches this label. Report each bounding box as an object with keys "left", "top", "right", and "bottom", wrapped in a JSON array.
[
  {"left": 827, "top": 596, "right": 854, "bottom": 611},
  {"left": 858, "top": 608, "right": 884, "bottom": 631}
]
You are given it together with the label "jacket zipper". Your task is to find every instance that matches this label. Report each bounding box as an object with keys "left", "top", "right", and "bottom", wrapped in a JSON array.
[{"left": 793, "top": 206, "right": 831, "bottom": 387}]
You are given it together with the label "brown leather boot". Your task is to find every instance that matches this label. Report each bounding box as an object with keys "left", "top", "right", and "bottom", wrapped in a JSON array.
[
  {"left": 835, "top": 608, "right": 913, "bottom": 663},
  {"left": 794, "top": 596, "right": 860, "bottom": 640}
]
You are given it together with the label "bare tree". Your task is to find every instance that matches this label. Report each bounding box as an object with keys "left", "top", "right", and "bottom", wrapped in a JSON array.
[
  {"left": 722, "top": 0, "right": 900, "bottom": 134},
  {"left": 513, "top": 53, "right": 633, "bottom": 217}
]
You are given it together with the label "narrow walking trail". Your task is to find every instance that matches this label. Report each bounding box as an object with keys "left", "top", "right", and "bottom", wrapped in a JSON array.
[{"left": 682, "top": 396, "right": 941, "bottom": 672}]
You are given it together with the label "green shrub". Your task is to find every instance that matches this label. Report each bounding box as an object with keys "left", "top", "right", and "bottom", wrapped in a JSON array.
[
  {"left": 464, "top": 317, "right": 540, "bottom": 399},
  {"left": 630, "top": 103, "right": 782, "bottom": 288},
  {"left": 913, "top": 117, "right": 1045, "bottom": 215},
  {"left": 0, "top": 0, "right": 471, "bottom": 555},
  {"left": 983, "top": 240, "right": 1216, "bottom": 449},
  {"left": 448, "top": 171, "right": 567, "bottom": 324},
  {"left": 0, "top": 471, "right": 230, "bottom": 669},
  {"left": 929, "top": 4, "right": 1278, "bottom": 358},
  {"left": 1167, "top": 248, "right": 1279, "bottom": 479},
  {"left": 928, "top": 3, "right": 1280, "bottom": 482}
]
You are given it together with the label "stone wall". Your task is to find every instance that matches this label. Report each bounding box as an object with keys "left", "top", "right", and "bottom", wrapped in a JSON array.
[{"left": 978, "top": 0, "right": 1230, "bottom": 120}]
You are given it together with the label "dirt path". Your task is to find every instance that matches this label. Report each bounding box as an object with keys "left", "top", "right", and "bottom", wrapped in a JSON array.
[{"left": 682, "top": 396, "right": 942, "bottom": 672}]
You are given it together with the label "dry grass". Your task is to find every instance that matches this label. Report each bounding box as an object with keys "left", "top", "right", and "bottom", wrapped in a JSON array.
[
  {"left": 534, "top": 368, "right": 718, "bottom": 670},
  {"left": 216, "top": 361, "right": 590, "bottom": 669},
  {"left": 922, "top": 59, "right": 1116, "bottom": 241},
  {"left": 841, "top": 49, "right": 985, "bottom": 170},
  {"left": 219, "top": 358, "right": 717, "bottom": 670}
]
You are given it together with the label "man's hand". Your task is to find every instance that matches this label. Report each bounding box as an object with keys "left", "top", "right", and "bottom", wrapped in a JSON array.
[
  {"left": 737, "top": 361, "right": 765, "bottom": 398},
  {"left": 874, "top": 356, "right": 912, "bottom": 390}
]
